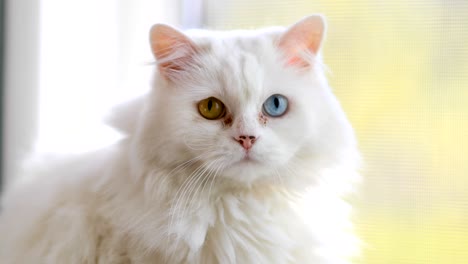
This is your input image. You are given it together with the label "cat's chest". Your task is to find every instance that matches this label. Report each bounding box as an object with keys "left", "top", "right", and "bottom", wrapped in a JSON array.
[{"left": 170, "top": 193, "right": 312, "bottom": 264}]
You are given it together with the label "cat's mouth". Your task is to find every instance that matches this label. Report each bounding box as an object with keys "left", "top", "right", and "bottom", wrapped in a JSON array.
[
  {"left": 241, "top": 155, "right": 255, "bottom": 162},
  {"left": 235, "top": 152, "right": 260, "bottom": 165}
]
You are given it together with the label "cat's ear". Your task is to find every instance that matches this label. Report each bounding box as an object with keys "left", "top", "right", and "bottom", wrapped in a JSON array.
[
  {"left": 149, "top": 24, "right": 198, "bottom": 79},
  {"left": 278, "top": 15, "right": 326, "bottom": 68}
]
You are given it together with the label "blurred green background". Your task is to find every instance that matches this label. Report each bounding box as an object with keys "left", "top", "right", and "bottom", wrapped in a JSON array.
[{"left": 203, "top": 0, "right": 468, "bottom": 263}]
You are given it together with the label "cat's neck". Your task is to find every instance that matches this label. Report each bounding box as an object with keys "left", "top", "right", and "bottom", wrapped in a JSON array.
[{"left": 153, "top": 163, "right": 291, "bottom": 203}]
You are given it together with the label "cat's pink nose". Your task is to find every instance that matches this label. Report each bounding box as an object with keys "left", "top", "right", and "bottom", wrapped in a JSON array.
[{"left": 235, "top": 135, "right": 257, "bottom": 150}]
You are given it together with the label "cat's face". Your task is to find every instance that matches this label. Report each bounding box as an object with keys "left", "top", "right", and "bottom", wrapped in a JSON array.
[{"left": 135, "top": 16, "right": 356, "bottom": 186}]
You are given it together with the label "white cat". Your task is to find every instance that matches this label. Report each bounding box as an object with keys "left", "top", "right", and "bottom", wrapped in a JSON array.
[{"left": 0, "top": 15, "right": 360, "bottom": 264}]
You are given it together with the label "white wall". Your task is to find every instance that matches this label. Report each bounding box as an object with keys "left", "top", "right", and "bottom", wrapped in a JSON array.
[{"left": 3, "top": 0, "right": 183, "bottom": 187}]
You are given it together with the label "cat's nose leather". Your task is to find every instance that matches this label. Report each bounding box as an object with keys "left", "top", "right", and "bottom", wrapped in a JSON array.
[{"left": 235, "top": 135, "right": 256, "bottom": 150}]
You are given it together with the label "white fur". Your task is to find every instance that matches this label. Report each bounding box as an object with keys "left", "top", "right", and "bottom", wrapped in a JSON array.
[{"left": 0, "top": 22, "right": 360, "bottom": 264}]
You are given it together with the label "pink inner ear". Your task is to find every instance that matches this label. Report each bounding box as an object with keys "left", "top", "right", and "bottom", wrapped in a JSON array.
[
  {"left": 150, "top": 24, "right": 198, "bottom": 78},
  {"left": 278, "top": 15, "right": 325, "bottom": 68},
  {"left": 286, "top": 55, "right": 309, "bottom": 68}
]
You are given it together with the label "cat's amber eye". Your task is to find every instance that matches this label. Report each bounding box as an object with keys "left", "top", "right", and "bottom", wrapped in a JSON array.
[{"left": 198, "top": 97, "right": 226, "bottom": 120}]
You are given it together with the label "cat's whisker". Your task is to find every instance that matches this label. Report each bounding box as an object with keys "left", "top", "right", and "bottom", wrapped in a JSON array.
[
  {"left": 176, "top": 160, "right": 219, "bottom": 245},
  {"left": 164, "top": 152, "right": 216, "bottom": 235},
  {"left": 167, "top": 155, "right": 218, "bottom": 233},
  {"left": 168, "top": 161, "right": 207, "bottom": 231},
  {"left": 157, "top": 151, "right": 213, "bottom": 192},
  {"left": 195, "top": 157, "right": 225, "bottom": 207},
  {"left": 178, "top": 157, "right": 223, "bottom": 216},
  {"left": 152, "top": 161, "right": 198, "bottom": 202},
  {"left": 206, "top": 159, "right": 226, "bottom": 202},
  {"left": 273, "top": 168, "right": 284, "bottom": 187},
  {"left": 176, "top": 158, "right": 218, "bottom": 220},
  {"left": 165, "top": 162, "right": 207, "bottom": 261},
  {"left": 282, "top": 162, "right": 299, "bottom": 179},
  {"left": 183, "top": 141, "right": 214, "bottom": 151},
  {"left": 168, "top": 158, "right": 221, "bottom": 262},
  {"left": 157, "top": 156, "right": 198, "bottom": 188},
  {"left": 182, "top": 135, "right": 220, "bottom": 151}
]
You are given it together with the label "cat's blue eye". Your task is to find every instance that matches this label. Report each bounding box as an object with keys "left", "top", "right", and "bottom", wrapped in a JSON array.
[{"left": 262, "top": 94, "right": 288, "bottom": 117}]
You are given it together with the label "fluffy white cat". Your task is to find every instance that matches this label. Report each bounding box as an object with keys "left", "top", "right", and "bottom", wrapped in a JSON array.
[{"left": 0, "top": 15, "right": 360, "bottom": 263}]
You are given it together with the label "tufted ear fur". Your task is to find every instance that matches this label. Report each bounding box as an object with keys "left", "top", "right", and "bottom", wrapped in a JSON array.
[
  {"left": 278, "top": 15, "right": 326, "bottom": 67},
  {"left": 149, "top": 24, "right": 198, "bottom": 80}
]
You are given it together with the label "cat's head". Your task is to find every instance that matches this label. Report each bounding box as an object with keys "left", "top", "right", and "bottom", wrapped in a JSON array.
[{"left": 126, "top": 15, "right": 358, "bottom": 188}]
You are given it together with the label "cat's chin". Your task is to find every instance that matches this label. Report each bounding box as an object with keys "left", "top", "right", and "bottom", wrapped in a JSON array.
[
  {"left": 233, "top": 152, "right": 259, "bottom": 164},
  {"left": 220, "top": 157, "right": 276, "bottom": 184},
  {"left": 207, "top": 146, "right": 289, "bottom": 185}
]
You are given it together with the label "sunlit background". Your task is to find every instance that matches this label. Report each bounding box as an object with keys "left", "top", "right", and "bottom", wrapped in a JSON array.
[{"left": 3, "top": 0, "right": 468, "bottom": 263}]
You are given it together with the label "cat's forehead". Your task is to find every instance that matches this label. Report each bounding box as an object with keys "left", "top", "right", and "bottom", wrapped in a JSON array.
[{"left": 188, "top": 30, "right": 285, "bottom": 107}]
